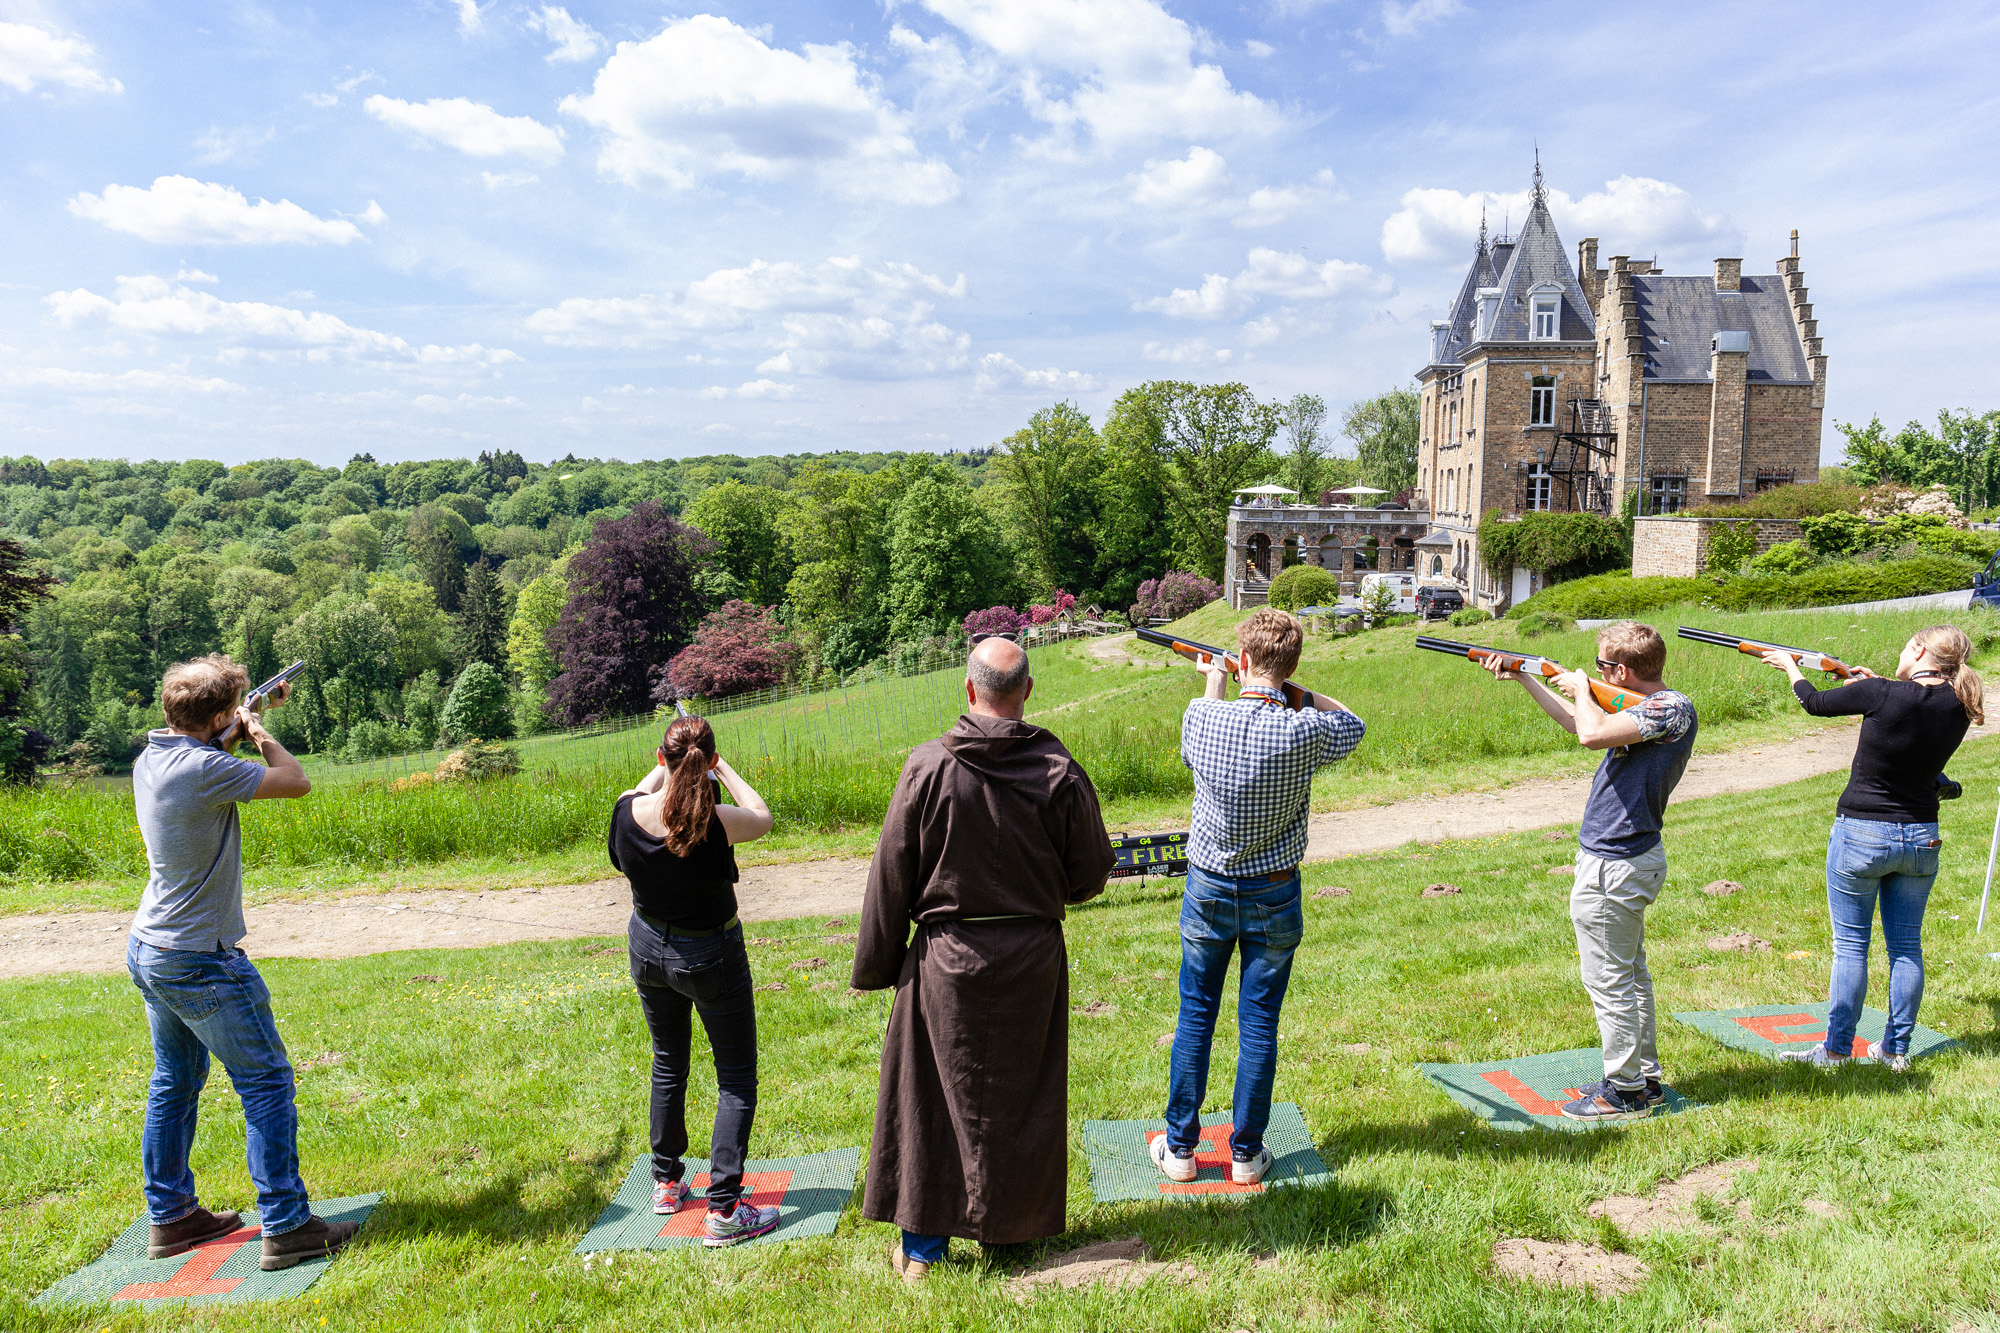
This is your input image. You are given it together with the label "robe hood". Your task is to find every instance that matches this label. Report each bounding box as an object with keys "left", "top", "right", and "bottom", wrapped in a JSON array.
[{"left": 939, "top": 712, "right": 1050, "bottom": 777}]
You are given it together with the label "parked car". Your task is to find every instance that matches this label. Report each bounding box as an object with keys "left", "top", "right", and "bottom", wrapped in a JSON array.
[
  {"left": 1975, "top": 553, "right": 2000, "bottom": 609},
  {"left": 1415, "top": 585, "right": 1464, "bottom": 621}
]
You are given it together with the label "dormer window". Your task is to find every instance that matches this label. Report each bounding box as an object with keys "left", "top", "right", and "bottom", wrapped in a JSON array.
[{"left": 1531, "top": 295, "right": 1559, "bottom": 340}]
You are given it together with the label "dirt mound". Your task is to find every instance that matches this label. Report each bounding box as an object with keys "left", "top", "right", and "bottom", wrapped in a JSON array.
[
  {"left": 1546, "top": 865, "right": 1573, "bottom": 876},
  {"left": 1491, "top": 1239, "right": 1647, "bottom": 1297},
  {"left": 1421, "top": 883, "right": 1461, "bottom": 898},
  {"left": 1708, "top": 932, "right": 1771, "bottom": 952},
  {"left": 1585, "top": 1160, "right": 1755, "bottom": 1236},
  {"left": 1702, "top": 880, "right": 1745, "bottom": 897},
  {"left": 1313, "top": 886, "right": 1351, "bottom": 899},
  {"left": 1010, "top": 1237, "right": 1195, "bottom": 1294},
  {"left": 1075, "top": 999, "right": 1116, "bottom": 1017}
]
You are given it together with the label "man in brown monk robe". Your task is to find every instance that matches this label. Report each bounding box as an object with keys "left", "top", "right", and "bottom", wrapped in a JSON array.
[{"left": 852, "top": 635, "right": 1115, "bottom": 1282}]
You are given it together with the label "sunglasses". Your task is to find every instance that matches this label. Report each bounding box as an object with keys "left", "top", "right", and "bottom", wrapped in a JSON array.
[
  {"left": 970, "top": 632, "right": 1020, "bottom": 645},
  {"left": 1594, "top": 657, "right": 1624, "bottom": 674}
]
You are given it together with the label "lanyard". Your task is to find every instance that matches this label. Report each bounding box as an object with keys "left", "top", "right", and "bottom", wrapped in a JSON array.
[{"left": 1239, "top": 686, "right": 1286, "bottom": 707}]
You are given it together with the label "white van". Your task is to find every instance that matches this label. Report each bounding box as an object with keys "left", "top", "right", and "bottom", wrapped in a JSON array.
[{"left": 1357, "top": 572, "right": 1417, "bottom": 615}]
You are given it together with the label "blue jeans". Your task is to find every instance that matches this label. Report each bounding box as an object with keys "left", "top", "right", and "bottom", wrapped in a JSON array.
[
  {"left": 1164, "top": 864, "right": 1303, "bottom": 1159},
  {"left": 126, "top": 939, "right": 311, "bottom": 1236},
  {"left": 901, "top": 1231, "right": 948, "bottom": 1264},
  {"left": 1824, "top": 817, "right": 1938, "bottom": 1057}
]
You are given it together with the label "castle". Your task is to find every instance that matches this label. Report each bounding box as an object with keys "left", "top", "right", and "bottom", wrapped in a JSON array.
[{"left": 1415, "top": 164, "right": 1827, "bottom": 610}]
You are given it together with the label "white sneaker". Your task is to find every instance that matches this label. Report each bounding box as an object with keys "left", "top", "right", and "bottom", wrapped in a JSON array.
[
  {"left": 1149, "top": 1134, "right": 1197, "bottom": 1182},
  {"left": 1866, "top": 1040, "right": 1911, "bottom": 1073},
  {"left": 1231, "top": 1147, "right": 1273, "bottom": 1186}
]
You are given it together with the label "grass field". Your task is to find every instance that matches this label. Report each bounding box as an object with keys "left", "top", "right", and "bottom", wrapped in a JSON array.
[
  {"left": 4, "top": 601, "right": 1993, "bottom": 918},
  {"left": 8, "top": 745, "right": 2000, "bottom": 1329}
]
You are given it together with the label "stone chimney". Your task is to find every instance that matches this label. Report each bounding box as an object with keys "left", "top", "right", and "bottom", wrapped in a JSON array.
[
  {"left": 1776, "top": 232, "right": 1827, "bottom": 410},
  {"left": 1713, "top": 257, "right": 1743, "bottom": 292},
  {"left": 1706, "top": 331, "right": 1750, "bottom": 496},
  {"left": 1577, "top": 237, "right": 1603, "bottom": 307}
]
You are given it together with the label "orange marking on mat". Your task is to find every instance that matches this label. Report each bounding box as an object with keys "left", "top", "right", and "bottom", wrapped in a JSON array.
[
  {"left": 1145, "top": 1123, "right": 1266, "bottom": 1194},
  {"left": 1477, "top": 1070, "right": 1584, "bottom": 1117},
  {"left": 656, "top": 1170, "right": 793, "bottom": 1238},
  {"left": 1732, "top": 1013, "right": 1870, "bottom": 1057},
  {"left": 114, "top": 1227, "right": 259, "bottom": 1300}
]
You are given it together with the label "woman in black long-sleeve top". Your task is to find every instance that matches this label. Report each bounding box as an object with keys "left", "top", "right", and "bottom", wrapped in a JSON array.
[{"left": 1762, "top": 625, "right": 1983, "bottom": 1071}]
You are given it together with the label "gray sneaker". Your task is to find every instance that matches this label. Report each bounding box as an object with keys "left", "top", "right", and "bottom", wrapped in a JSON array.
[
  {"left": 1866, "top": 1040, "right": 1911, "bottom": 1073},
  {"left": 1778, "top": 1045, "right": 1850, "bottom": 1069},
  {"left": 1231, "top": 1147, "right": 1274, "bottom": 1186},
  {"left": 702, "top": 1199, "right": 779, "bottom": 1248}
]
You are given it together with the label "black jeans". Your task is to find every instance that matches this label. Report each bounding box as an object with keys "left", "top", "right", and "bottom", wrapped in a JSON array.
[{"left": 628, "top": 914, "right": 759, "bottom": 1212}]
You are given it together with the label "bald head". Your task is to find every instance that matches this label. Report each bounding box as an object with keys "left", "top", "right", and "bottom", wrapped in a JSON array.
[{"left": 966, "top": 637, "right": 1032, "bottom": 717}]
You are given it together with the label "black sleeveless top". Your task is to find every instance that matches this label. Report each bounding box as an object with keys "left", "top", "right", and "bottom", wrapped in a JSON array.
[{"left": 607, "top": 794, "right": 740, "bottom": 931}]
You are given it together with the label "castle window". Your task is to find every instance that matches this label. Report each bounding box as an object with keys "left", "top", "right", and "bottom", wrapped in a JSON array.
[
  {"left": 1755, "top": 469, "right": 1796, "bottom": 492},
  {"left": 1531, "top": 296, "right": 1559, "bottom": 340},
  {"left": 1529, "top": 377, "right": 1555, "bottom": 427},
  {"left": 1650, "top": 470, "right": 1687, "bottom": 514},
  {"left": 1525, "top": 464, "right": 1552, "bottom": 512}
]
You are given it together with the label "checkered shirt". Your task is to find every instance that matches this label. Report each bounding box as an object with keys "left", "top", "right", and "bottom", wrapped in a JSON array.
[{"left": 1181, "top": 695, "right": 1366, "bottom": 876}]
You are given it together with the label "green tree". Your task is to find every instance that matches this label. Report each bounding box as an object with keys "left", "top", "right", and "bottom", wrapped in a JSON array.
[
  {"left": 453, "top": 559, "right": 510, "bottom": 675},
  {"left": 1342, "top": 385, "right": 1421, "bottom": 496},
  {"left": 406, "top": 506, "right": 467, "bottom": 612},
  {"left": 1279, "top": 393, "right": 1330, "bottom": 502},
  {"left": 1132, "top": 381, "right": 1281, "bottom": 580},
  {"left": 782, "top": 463, "right": 896, "bottom": 656},
  {"left": 884, "top": 471, "right": 1012, "bottom": 643},
  {"left": 991, "top": 402, "right": 1104, "bottom": 600},
  {"left": 276, "top": 592, "right": 398, "bottom": 750},
  {"left": 505, "top": 570, "right": 567, "bottom": 693},
  {"left": 439, "top": 660, "right": 514, "bottom": 742},
  {"left": 1092, "top": 394, "right": 1174, "bottom": 611},
  {"left": 683, "top": 480, "right": 792, "bottom": 605},
  {"left": 328, "top": 513, "right": 382, "bottom": 571},
  {"left": 365, "top": 575, "right": 450, "bottom": 683}
]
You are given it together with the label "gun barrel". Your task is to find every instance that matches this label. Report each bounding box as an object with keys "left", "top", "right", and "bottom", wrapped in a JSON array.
[
  {"left": 1414, "top": 635, "right": 1479, "bottom": 656},
  {"left": 1677, "top": 625, "right": 1850, "bottom": 671}
]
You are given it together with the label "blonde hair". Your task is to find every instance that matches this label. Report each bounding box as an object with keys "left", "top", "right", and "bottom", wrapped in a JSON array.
[
  {"left": 161, "top": 654, "right": 249, "bottom": 732},
  {"left": 1237, "top": 607, "right": 1304, "bottom": 680},
  {"left": 1596, "top": 621, "right": 1666, "bottom": 681},
  {"left": 1912, "top": 625, "right": 1984, "bottom": 724}
]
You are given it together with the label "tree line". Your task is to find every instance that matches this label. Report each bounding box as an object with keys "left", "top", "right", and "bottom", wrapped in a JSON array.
[{"left": 0, "top": 380, "right": 1418, "bottom": 774}]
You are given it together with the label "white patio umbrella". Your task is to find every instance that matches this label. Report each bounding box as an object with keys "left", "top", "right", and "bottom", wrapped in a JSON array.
[
  {"left": 1237, "top": 484, "right": 1298, "bottom": 495},
  {"left": 1328, "top": 484, "right": 1389, "bottom": 494}
]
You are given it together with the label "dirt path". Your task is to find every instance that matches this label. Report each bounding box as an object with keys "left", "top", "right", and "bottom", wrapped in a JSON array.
[{"left": 7, "top": 707, "right": 1990, "bottom": 979}]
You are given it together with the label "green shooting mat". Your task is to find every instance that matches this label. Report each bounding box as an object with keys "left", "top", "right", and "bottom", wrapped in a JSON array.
[
  {"left": 1671, "top": 1003, "right": 1958, "bottom": 1063},
  {"left": 1416, "top": 1049, "right": 1698, "bottom": 1133},
  {"left": 1080, "top": 1102, "right": 1330, "bottom": 1203},
  {"left": 34, "top": 1192, "right": 379, "bottom": 1309},
  {"left": 575, "top": 1148, "right": 860, "bottom": 1253}
]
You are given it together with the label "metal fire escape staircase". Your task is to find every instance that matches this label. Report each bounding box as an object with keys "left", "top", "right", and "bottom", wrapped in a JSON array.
[{"left": 1551, "top": 399, "right": 1617, "bottom": 514}]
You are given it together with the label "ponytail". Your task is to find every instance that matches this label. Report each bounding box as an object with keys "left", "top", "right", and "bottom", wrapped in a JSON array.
[
  {"left": 656, "top": 716, "right": 718, "bottom": 855},
  {"left": 1913, "top": 625, "right": 1984, "bottom": 726}
]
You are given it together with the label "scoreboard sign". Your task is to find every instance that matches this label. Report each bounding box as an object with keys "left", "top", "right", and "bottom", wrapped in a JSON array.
[{"left": 1109, "top": 831, "right": 1189, "bottom": 879}]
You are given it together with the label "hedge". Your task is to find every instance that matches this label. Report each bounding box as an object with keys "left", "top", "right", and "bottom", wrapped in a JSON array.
[
  {"left": 1507, "top": 554, "right": 1978, "bottom": 621},
  {"left": 1267, "top": 563, "right": 1341, "bottom": 612}
]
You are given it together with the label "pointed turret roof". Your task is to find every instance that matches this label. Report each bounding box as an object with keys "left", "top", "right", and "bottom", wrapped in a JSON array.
[
  {"left": 1431, "top": 212, "right": 1497, "bottom": 367},
  {"left": 1480, "top": 171, "right": 1594, "bottom": 344}
]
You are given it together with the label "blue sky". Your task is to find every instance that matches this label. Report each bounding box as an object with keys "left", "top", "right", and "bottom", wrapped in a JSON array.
[{"left": 2, "top": 0, "right": 1995, "bottom": 466}]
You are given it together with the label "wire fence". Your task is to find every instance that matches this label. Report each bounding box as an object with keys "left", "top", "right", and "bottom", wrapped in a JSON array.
[{"left": 300, "top": 622, "right": 1125, "bottom": 787}]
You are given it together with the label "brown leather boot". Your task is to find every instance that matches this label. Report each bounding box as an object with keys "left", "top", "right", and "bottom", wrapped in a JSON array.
[
  {"left": 259, "top": 1216, "right": 360, "bottom": 1271},
  {"left": 148, "top": 1206, "right": 244, "bottom": 1258}
]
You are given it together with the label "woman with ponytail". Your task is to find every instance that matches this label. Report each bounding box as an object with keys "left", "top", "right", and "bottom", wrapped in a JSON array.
[
  {"left": 1763, "top": 625, "right": 1984, "bottom": 1072},
  {"left": 608, "top": 715, "right": 776, "bottom": 1245}
]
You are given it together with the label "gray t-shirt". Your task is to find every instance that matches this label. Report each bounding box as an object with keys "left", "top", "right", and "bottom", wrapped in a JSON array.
[
  {"left": 1579, "top": 690, "right": 1698, "bottom": 861},
  {"left": 130, "top": 730, "right": 267, "bottom": 951}
]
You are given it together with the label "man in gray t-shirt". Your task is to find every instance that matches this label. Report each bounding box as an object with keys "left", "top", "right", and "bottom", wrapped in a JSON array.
[{"left": 126, "top": 654, "right": 360, "bottom": 1271}]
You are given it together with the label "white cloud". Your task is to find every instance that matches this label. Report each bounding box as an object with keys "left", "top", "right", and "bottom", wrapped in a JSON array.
[
  {"left": 0, "top": 20, "right": 121, "bottom": 94},
  {"left": 918, "top": 0, "right": 1279, "bottom": 148},
  {"left": 1380, "top": 175, "right": 1734, "bottom": 265},
  {"left": 697, "top": 378, "right": 796, "bottom": 400},
  {"left": 47, "top": 275, "right": 518, "bottom": 368},
  {"left": 5, "top": 366, "right": 243, "bottom": 394},
  {"left": 1236, "top": 169, "right": 1337, "bottom": 227},
  {"left": 1380, "top": 0, "right": 1463, "bottom": 37},
  {"left": 1245, "top": 39, "right": 1274, "bottom": 57},
  {"left": 975, "top": 352, "right": 1101, "bottom": 393},
  {"left": 1142, "top": 337, "right": 1231, "bottom": 364},
  {"left": 528, "top": 255, "right": 971, "bottom": 381},
  {"left": 67, "top": 176, "right": 366, "bottom": 245},
  {"left": 1138, "top": 247, "right": 1386, "bottom": 318},
  {"left": 1129, "top": 146, "right": 1230, "bottom": 209},
  {"left": 526, "top": 6, "right": 604, "bottom": 63},
  {"left": 193, "top": 123, "right": 277, "bottom": 164},
  {"left": 559, "top": 15, "right": 958, "bottom": 204},
  {"left": 175, "top": 268, "right": 220, "bottom": 284},
  {"left": 482, "top": 171, "right": 538, "bottom": 189},
  {"left": 364, "top": 95, "right": 564, "bottom": 162},
  {"left": 304, "top": 91, "right": 339, "bottom": 108},
  {"left": 454, "top": 0, "right": 484, "bottom": 36}
]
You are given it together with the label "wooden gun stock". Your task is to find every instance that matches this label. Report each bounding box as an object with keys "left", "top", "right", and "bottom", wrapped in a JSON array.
[
  {"left": 1133, "top": 627, "right": 1312, "bottom": 709},
  {"left": 1413, "top": 635, "right": 1643, "bottom": 713},
  {"left": 1676, "top": 626, "right": 1859, "bottom": 678}
]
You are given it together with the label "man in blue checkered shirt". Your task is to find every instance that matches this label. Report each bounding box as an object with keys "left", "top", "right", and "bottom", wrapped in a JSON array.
[{"left": 1151, "top": 608, "right": 1365, "bottom": 1187}]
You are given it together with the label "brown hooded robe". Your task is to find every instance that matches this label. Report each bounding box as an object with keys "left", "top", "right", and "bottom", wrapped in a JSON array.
[{"left": 852, "top": 712, "right": 1115, "bottom": 1244}]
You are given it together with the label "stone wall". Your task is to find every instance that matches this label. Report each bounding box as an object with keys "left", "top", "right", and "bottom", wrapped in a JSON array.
[{"left": 1631, "top": 515, "right": 1805, "bottom": 578}]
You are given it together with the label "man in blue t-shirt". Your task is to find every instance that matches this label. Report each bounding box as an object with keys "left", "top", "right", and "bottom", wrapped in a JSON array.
[
  {"left": 127, "top": 655, "right": 359, "bottom": 1270},
  {"left": 1484, "top": 621, "right": 1697, "bottom": 1121},
  {"left": 1152, "top": 609, "right": 1365, "bottom": 1186}
]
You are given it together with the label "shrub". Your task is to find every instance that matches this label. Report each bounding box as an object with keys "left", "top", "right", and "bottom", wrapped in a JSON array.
[
  {"left": 1742, "top": 539, "right": 1817, "bottom": 577},
  {"left": 1687, "top": 482, "right": 1865, "bottom": 521},
  {"left": 1027, "top": 591, "right": 1077, "bottom": 625},
  {"left": 1267, "top": 564, "right": 1340, "bottom": 612},
  {"left": 1448, "top": 607, "right": 1491, "bottom": 628},
  {"left": 1799, "top": 511, "right": 1873, "bottom": 558},
  {"left": 434, "top": 740, "right": 520, "bottom": 782},
  {"left": 438, "top": 661, "right": 514, "bottom": 742},
  {"left": 1130, "top": 570, "right": 1222, "bottom": 623},
  {"left": 663, "top": 600, "right": 801, "bottom": 701},
  {"left": 1477, "top": 510, "right": 1628, "bottom": 583},
  {"left": 1509, "top": 555, "right": 1976, "bottom": 621},
  {"left": 1705, "top": 521, "right": 1757, "bottom": 575},
  {"left": 963, "top": 605, "right": 1029, "bottom": 636},
  {"left": 342, "top": 719, "right": 410, "bottom": 761},
  {"left": 1360, "top": 581, "right": 1396, "bottom": 622},
  {"left": 1515, "top": 611, "right": 1574, "bottom": 638}
]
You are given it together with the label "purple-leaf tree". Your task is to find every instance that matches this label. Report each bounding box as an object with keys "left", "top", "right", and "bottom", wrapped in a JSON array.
[
  {"left": 1027, "top": 590, "right": 1077, "bottom": 625},
  {"left": 546, "top": 502, "right": 715, "bottom": 725},
  {"left": 962, "top": 605, "right": 1029, "bottom": 637},
  {"left": 1129, "top": 570, "right": 1222, "bottom": 624},
  {"left": 661, "top": 601, "right": 801, "bottom": 701}
]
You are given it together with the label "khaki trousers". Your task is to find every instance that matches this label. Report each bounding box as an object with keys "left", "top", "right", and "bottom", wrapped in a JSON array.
[{"left": 1569, "top": 844, "right": 1667, "bottom": 1091}]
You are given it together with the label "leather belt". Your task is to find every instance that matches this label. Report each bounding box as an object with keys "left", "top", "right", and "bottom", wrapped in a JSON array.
[{"left": 636, "top": 910, "right": 740, "bottom": 939}]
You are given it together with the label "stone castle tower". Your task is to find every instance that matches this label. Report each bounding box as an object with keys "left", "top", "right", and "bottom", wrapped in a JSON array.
[{"left": 1414, "top": 163, "right": 1826, "bottom": 610}]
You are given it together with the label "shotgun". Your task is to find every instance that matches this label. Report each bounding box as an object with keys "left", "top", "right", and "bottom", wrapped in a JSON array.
[
  {"left": 216, "top": 660, "right": 305, "bottom": 751},
  {"left": 1680, "top": 627, "right": 1961, "bottom": 800},
  {"left": 1133, "top": 626, "right": 1314, "bottom": 710},
  {"left": 1676, "top": 626, "right": 1861, "bottom": 678},
  {"left": 1413, "top": 635, "right": 1643, "bottom": 713}
]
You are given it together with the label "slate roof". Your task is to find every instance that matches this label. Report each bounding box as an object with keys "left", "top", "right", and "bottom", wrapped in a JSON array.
[
  {"left": 1632, "top": 275, "right": 1812, "bottom": 383},
  {"left": 1482, "top": 194, "right": 1594, "bottom": 344},
  {"left": 1433, "top": 237, "right": 1498, "bottom": 367}
]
